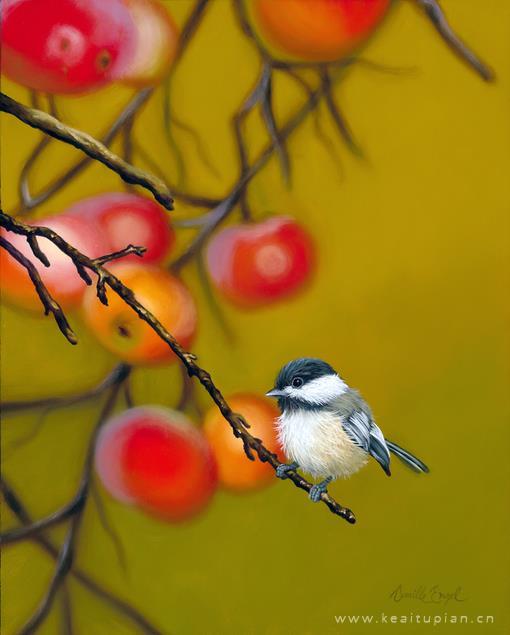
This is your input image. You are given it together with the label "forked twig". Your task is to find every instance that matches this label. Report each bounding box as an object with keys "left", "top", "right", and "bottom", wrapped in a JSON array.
[
  {"left": 0, "top": 209, "right": 356, "bottom": 524},
  {"left": 0, "top": 477, "right": 163, "bottom": 635},
  {"left": 0, "top": 92, "right": 174, "bottom": 210},
  {"left": 0, "top": 236, "right": 77, "bottom": 344}
]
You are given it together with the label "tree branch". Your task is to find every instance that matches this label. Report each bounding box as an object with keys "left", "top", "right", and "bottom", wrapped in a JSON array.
[
  {"left": 170, "top": 79, "right": 327, "bottom": 270},
  {"left": 0, "top": 92, "right": 174, "bottom": 210},
  {"left": 1, "top": 363, "right": 129, "bottom": 414},
  {"left": 60, "top": 583, "right": 74, "bottom": 635},
  {"left": 0, "top": 210, "right": 356, "bottom": 524},
  {"left": 92, "top": 244, "right": 146, "bottom": 267},
  {"left": 17, "top": 88, "right": 154, "bottom": 215},
  {"left": 414, "top": 0, "right": 494, "bottom": 81},
  {"left": 320, "top": 67, "right": 363, "bottom": 157},
  {"left": 17, "top": 377, "right": 127, "bottom": 634},
  {"left": 0, "top": 236, "right": 77, "bottom": 345},
  {"left": 0, "top": 477, "right": 163, "bottom": 635},
  {"left": 1, "top": 497, "right": 84, "bottom": 546}
]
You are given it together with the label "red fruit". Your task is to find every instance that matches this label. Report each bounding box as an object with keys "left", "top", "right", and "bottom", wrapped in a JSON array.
[
  {"left": 81, "top": 264, "right": 197, "bottom": 366},
  {"left": 252, "top": 0, "right": 391, "bottom": 62},
  {"left": 1, "top": 0, "right": 136, "bottom": 94},
  {"left": 120, "top": 0, "right": 179, "bottom": 87},
  {"left": 95, "top": 406, "right": 218, "bottom": 522},
  {"left": 206, "top": 216, "right": 315, "bottom": 308},
  {"left": 203, "top": 394, "right": 283, "bottom": 492},
  {"left": 0, "top": 213, "right": 110, "bottom": 310},
  {"left": 66, "top": 193, "right": 174, "bottom": 264}
]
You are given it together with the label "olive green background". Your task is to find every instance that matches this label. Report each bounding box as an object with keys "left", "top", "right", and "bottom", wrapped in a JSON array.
[{"left": 1, "top": 1, "right": 509, "bottom": 633}]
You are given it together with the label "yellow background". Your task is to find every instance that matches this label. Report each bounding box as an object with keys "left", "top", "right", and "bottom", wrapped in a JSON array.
[{"left": 1, "top": 1, "right": 509, "bottom": 633}]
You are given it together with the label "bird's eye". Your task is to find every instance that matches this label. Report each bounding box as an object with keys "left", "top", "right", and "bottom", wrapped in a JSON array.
[{"left": 292, "top": 377, "right": 303, "bottom": 388}]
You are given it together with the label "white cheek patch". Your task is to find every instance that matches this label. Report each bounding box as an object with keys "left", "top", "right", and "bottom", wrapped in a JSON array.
[{"left": 286, "top": 374, "right": 347, "bottom": 405}]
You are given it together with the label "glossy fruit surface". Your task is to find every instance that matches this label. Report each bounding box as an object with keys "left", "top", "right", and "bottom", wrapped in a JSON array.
[
  {"left": 121, "top": 0, "right": 179, "bottom": 86},
  {"left": 95, "top": 406, "right": 218, "bottom": 521},
  {"left": 206, "top": 216, "right": 315, "bottom": 308},
  {"left": 1, "top": 0, "right": 136, "bottom": 93},
  {"left": 252, "top": 0, "right": 391, "bottom": 62},
  {"left": 203, "top": 393, "right": 282, "bottom": 491},
  {"left": 81, "top": 264, "right": 197, "bottom": 365},
  {"left": 66, "top": 192, "right": 174, "bottom": 264},
  {"left": 0, "top": 213, "right": 109, "bottom": 310}
]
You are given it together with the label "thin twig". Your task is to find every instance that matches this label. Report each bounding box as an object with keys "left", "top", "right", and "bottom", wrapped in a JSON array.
[
  {"left": 90, "top": 480, "right": 128, "bottom": 574},
  {"left": 0, "top": 92, "right": 174, "bottom": 210},
  {"left": 0, "top": 237, "right": 77, "bottom": 344},
  {"left": 320, "top": 67, "right": 362, "bottom": 157},
  {"left": 162, "top": 0, "right": 213, "bottom": 187},
  {"left": 92, "top": 244, "right": 146, "bottom": 267},
  {"left": 1, "top": 364, "right": 129, "bottom": 414},
  {"left": 169, "top": 110, "right": 220, "bottom": 178},
  {"left": 0, "top": 477, "right": 163, "bottom": 634},
  {"left": 60, "top": 583, "right": 74, "bottom": 635},
  {"left": 16, "top": 88, "right": 154, "bottom": 214},
  {"left": 171, "top": 80, "right": 328, "bottom": 270},
  {"left": 1, "top": 496, "right": 84, "bottom": 545},
  {"left": 414, "top": 0, "right": 494, "bottom": 81},
  {"left": 0, "top": 210, "right": 356, "bottom": 524},
  {"left": 195, "top": 252, "right": 234, "bottom": 342},
  {"left": 133, "top": 138, "right": 220, "bottom": 208},
  {"left": 122, "top": 377, "right": 135, "bottom": 409},
  {"left": 17, "top": 380, "right": 126, "bottom": 634}
]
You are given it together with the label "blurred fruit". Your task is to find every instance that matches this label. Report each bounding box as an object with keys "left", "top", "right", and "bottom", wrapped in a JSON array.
[
  {"left": 81, "top": 264, "right": 197, "bottom": 365},
  {"left": 95, "top": 406, "right": 218, "bottom": 521},
  {"left": 252, "top": 0, "right": 390, "bottom": 62},
  {"left": 0, "top": 213, "right": 109, "bottom": 310},
  {"left": 203, "top": 393, "right": 282, "bottom": 491},
  {"left": 0, "top": 0, "right": 136, "bottom": 93},
  {"left": 206, "top": 216, "right": 315, "bottom": 308},
  {"left": 120, "top": 0, "right": 179, "bottom": 86},
  {"left": 67, "top": 192, "right": 174, "bottom": 264}
]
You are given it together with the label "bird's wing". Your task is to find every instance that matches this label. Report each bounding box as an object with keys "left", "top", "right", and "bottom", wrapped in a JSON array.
[{"left": 335, "top": 394, "right": 391, "bottom": 476}]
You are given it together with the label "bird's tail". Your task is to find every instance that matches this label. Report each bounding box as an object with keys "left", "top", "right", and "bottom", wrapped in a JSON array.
[{"left": 386, "top": 440, "right": 429, "bottom": 474}]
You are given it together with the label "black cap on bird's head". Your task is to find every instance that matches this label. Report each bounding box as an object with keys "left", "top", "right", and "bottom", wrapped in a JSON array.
[{"left": 266, "top": 358, "right": 341, "bottom": 411}]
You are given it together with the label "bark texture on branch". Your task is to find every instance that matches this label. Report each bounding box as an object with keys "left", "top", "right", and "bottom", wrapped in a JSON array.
[
  {"left": 0, "top": 92, "right": 174, "bottom": 210},
  {"left": 0, "top": 209, "right": 356, "bottom": 524}
]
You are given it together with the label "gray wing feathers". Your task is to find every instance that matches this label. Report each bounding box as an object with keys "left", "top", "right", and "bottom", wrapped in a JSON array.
[
  {"left": 368, "top": 423, "right": 391, "bottom": 476},
  {"left": 334, "top": 390, "right": 391, "bottom": 476}
]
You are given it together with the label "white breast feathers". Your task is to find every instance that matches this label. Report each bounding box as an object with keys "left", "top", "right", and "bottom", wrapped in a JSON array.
[{"left": 276, "top": 409, "right": 368, "bottom": 480}]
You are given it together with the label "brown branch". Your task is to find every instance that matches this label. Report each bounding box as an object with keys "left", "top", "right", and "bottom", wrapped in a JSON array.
[
  {"left": 132, "top": 139, "right": 221, "bottom": 208},
  {"left": 0, "top": 236, "right": 77, "bottom": 345},
  {"left": 60, "top": 583, "right": 74, "bottom": 635},
  {"left": 0, "top": 477, "right": 163, "bottom": 634},
  {"left": 1, "top": 363, "right": 128, "bottom": 414},
  {"left": 18, "top": 513, "right": 82, "bottom": 635},
  {"left": 16, "top": 377, "right": 127, "bottom": 634},
  {"left": 170, "top": 77, "right": 329, "bottom": 270},
  {"left": 0, "top": 210, "right": 356, "bottom": 524},
  {"left": 0, "top": 497, "right": 84, "bottom": 545},
  {"left": 15, "top": 1, "right": 212, "bottom": 217},
  {"left": 90, "top": 481, "right": 128, "bottom": 574},
  {"left": 0, "top": 92, "right": 174, "bottom": 210},
  {"left": 174, "top": 0, "right": 211, "bottom": 63},
  {"left": 17, "top": 88, "right": 154, "bottom": 215},
  {"left": 92, "top": 244, "right": 146, "bottom": 267},
  {"left": 414, "top": 0, "right": 494, "bottom": 81},
  {"left": 320, "top": 67, "right": 363, "bottom": 157}
]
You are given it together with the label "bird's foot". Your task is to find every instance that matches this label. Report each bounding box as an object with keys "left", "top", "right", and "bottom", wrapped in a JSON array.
[
  {"left": 276, "top": 462, "right": 299, "bottom": 479},
  {"left": 309, "top": 477, "right": 333, "bottom": 503}
]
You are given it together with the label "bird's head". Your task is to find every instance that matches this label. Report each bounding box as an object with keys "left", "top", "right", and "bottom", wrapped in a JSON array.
[{"left": 266, "top": 358, "right": 347, "bottom": 412}]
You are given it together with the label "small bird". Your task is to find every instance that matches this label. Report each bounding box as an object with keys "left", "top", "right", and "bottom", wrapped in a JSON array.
[{"left": 266, "top": 358, "right": 429, "bottom": 502}]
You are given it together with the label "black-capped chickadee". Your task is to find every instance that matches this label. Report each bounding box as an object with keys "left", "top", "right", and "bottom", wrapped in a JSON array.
[{"left": 266, "top": 358, "right": 429, "bottom": 502}]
